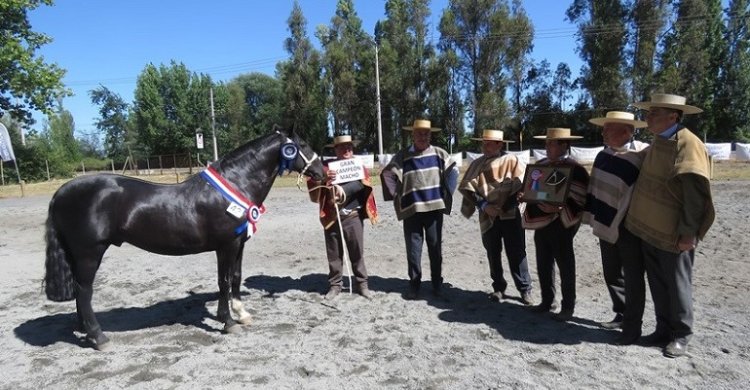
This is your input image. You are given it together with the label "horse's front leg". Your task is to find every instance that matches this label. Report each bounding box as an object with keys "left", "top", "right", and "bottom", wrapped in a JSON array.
[
  {"left": 230, "top": 241, "right": 252, "bottom": 325},
  {"left": 216, "top": 245, "right": 241, "bottom": 334}
]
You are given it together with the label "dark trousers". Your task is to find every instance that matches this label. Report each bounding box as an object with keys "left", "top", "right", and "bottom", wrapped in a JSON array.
[
  {"left": 600, "top": 225, "right": 646, "bottom": 334},
  {"left": 481, "top": 209, "right": 532, "bottom": 294},
  {"left": 642, "top": 240, "right": 694, "bottom": 341},
  {"left": 534, "top": 218, "right": 578, "bottom": 311},
  {"left": 403, "top": 210, "right": 444, "bottom": 289},
  {"left": 324, "top": 213, "right": 367, "bottom": 288}
]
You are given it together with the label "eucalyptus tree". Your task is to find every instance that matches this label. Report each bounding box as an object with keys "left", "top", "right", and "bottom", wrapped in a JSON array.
[
  {"left": 438, "top": 0, "right": 533, "bottom": 136},
  {"left": 716, "top": 0, "right": 750, "bottom": 141},
  {"left": 566, "top": 0, "right": 629, "bottom": 112},
  {"left": 317, "top": 0, "right": 376, "bottom": 147},
  {"left": 277, "top": 1, "right": 328, "bottom": 152},
  {"left": 1, "top": 0, "right": 68, "bottom": 125},
  {"left": 657, "top": 0, "right": 725, "bottom": 137},
  {"left": 90, "top": 85, "right": 130, "bottom": 161},
  {"left": 629, "top": 0, "right": 668, "bottom": 101},
  {"left": 376, "top": 0, "right": 437, "bottom": 151},
  {"left": 132, "top": 61, "right": 212, "bottom": 156}
]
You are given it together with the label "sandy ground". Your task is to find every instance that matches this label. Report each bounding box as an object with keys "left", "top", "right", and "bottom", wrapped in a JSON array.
[{"left": 0, "top": 180, "right": 748, "bottom": 389}]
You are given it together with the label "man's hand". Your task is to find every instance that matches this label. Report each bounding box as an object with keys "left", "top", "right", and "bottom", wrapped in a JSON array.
[
  {"left": 326, "top": 169, "right": 337, "bottom": 183},
  {"left": 677, "top": 235, "right": 697, "bottom": 252}
]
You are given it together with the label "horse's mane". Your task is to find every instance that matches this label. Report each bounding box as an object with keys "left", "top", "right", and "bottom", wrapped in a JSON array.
[{"left": 216, "top": 131, "right": 282, "bottom": 171}]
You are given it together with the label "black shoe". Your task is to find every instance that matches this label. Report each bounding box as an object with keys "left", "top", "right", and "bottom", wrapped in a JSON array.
[
  {"left": 528, "top": 303, "right": 553, "bottom": 313},
  {"left": 488, "top": 291, "right": 503, "bottom": 302},
  {"left": 405, "top": 286, "right": 419, "bottom": 300},
  {"left": 664, "top": 339, "right": 689, "bottom": 358},
  {"left": 600, "top": 314, "right": 624, "bottom": 329},
  {"left": 640, "top": 332, "right": 670, "bottom": 347},
  {"left": 432, "top": 285, "right": 443, "bottom": 297},
  {"left": 616, "top": 331, "right": 642, "bottom": 346}
]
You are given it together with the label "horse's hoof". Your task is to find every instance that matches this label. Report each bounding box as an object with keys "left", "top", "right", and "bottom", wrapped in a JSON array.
[
  {"left": 224, "top": 323, "right": 243, "bottom": 334},
  {"left": 237, "top": 315, "right": 252, "bottom": 326}
]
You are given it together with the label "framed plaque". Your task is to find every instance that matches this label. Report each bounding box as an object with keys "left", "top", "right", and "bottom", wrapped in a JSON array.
[{"left": 520, "top": 164, "right": 573, "bottom": 205}]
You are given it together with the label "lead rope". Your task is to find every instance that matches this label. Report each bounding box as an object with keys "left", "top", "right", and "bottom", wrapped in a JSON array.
[{"left": 306, "top": 183, "right": 353, "bottom": 295}]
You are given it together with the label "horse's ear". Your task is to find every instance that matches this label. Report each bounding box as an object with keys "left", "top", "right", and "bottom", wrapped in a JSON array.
[{"left": 273, "top": 124, "right": 292, "bottom": 138}]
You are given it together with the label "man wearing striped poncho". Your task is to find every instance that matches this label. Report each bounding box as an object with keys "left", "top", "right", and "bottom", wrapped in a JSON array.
[
  {"left": 583, "top": 111, "right": 648, "bottom": 346},
  {"left": 381, "top": 119, "right": 458, "bottom": 299}
]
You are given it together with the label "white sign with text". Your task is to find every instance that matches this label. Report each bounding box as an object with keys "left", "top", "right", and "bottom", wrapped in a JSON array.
[{"left": 329, "top": 158, "right": 365, "bottom": 184}]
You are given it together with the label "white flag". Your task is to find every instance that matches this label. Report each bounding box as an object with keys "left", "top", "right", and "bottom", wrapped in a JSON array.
[{"left": 0, "top": 123, "right": 17, "bottom": 162}]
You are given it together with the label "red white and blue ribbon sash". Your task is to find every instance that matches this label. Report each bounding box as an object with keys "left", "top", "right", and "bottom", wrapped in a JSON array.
[{"left": 200, "top": 166, "right": 266, "bottom": 238}]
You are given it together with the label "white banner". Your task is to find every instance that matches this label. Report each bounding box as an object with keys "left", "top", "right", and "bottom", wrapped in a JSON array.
[
  {"left": 466, "top": 152, "right": 482, "bottom": 163},
  {"left": 705, "top": 143, "right": 732, "bottom": 160},
  {"left": 532, "top": 149, "right": 546, "bottom": 162},
  {"left": 736, "top": 143, "right": 750, "bottom": 161},
  {"left": 0, "top": 123, "right": 17, "bottom": 162},
  {"left": 570, "top": 146, "right": 604, "bottom": 163},
  {"left": 355, "top": 154, "right": 375, "bottom": 169},
  {"left": 507, "top": 150, "right": 531, "bottom": 166},
  {"left": 450, "top": 152, "right": 463, "bottom": 168}
]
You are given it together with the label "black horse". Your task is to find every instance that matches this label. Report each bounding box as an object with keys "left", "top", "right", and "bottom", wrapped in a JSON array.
[{"left": 44, "top": 129, "right": 324, "bottom": 350}]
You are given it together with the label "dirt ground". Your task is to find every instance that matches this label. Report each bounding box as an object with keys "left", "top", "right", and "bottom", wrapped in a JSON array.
[{"left": 0, "top": 180, "right": 748, "bottom": 389}]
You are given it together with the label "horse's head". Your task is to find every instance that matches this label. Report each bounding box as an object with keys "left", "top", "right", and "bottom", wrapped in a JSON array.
[{"left": 276, "top": 128, "right": 325, "bottom": 181}]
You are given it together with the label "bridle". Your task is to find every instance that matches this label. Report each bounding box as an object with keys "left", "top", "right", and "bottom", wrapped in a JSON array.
[{"left": 276, "top": 131, "right": 320, "bottom": 188}]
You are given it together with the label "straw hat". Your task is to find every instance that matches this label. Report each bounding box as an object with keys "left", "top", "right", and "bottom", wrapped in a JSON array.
[
  {"left": 470, "top": 129, "right": 515, "bottom": 143},
  {"left": 589, "top": 111, "right": 647, "bottom": 128},
  {"left": 533, "top": 128, "right": 583, "bottom": 140},
  {"left": 631, "top": 93, "right": 703, "bottom": 115},
  {"left": 326, "top": 135, "right": 360, "bottom": 148},
  {"left": 402, "top": 119, "right": 441, "bottom": 132}
]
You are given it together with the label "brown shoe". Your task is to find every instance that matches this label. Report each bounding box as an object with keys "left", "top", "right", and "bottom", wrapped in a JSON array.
[{"left": 324, "top": 286, "right": 341, "bottom": 300}]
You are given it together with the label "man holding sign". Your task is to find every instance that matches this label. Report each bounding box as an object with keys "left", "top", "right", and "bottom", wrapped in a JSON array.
[{"left": 307, "top": 135, "right": 378, "bottom": 300}]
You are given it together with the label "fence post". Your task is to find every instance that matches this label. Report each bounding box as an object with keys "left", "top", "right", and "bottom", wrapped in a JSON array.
[
  {"left": 146, "top": 158, "right": 151, "bottom": 176},
  {"left": 81, "top": 161, "right": 86, "bottom": 174},
  {"left": 1, "top": 161, "right": 4, "bottom": 186},
  {"left": 159, "top": 155, "right": 163, "bottom": 175},
  {"left": 46, "top": 160, "right": 50, "bottom": 181},
  {"left": 111, "top": 159, "right": 115, "bottom": 173}
]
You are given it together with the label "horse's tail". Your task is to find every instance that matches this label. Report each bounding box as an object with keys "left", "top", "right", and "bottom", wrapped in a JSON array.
[{"left": 44, "top": 198, "right": 76, "bottom": 301}]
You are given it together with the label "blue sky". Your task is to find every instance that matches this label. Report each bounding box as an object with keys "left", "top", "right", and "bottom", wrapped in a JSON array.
[{"left": 28, "top": 1, "right": 582, "bottom": 136}]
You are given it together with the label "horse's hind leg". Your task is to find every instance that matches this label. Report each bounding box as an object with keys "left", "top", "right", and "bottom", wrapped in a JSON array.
[
  {"left": 230, "top": 241, "right": 252, "bottom": 325},
  {"left": 73, "top": 245, "right": 110, "bottom": 350},
  {"left": 216, "top": 244, "right": 242, "bottom": 334}
]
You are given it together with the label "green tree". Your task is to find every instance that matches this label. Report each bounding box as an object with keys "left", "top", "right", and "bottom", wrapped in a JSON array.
[
  {"left": 717, "top": 0, "right": 750, "bottom": 141},
  {"left": 629, "top": 0, "right": 668, "bottom": 101},
  {"left": 90, "top": 85, "right": 130, "bottom": 161},
  {"left": 657, "top": 0, "right": 724, "bottom": 137},
  {"left": 1, "top": 0, "right": 68, "bottom": 124},
  {"left": 377, "top": 0, "right": 438, "bottom": 151},
  {"left": 317, "top": 0, "right": 376, "bottom": 147},
  {"left": 132, "top": 61, "right": 212, "bottom": 156},
  {"left": 439, "top": 0, "right": 533, "bottom": 136},
  {"left": 566, "top": 0, "right": 629, "bottom": 110},
  {"left": 225, "top": 73, "right": 283, "bottom": 148},
  {"left": 277, "top": 1, "right": 328, "bottom": 152}
]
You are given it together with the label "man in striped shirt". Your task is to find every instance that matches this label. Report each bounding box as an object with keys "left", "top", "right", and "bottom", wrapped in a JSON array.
[
  {"left": 584, "top": 111, "right": 648, "bottom": 345},
  {"left": 381, "top": 119, "right": 458, "bottom": 299}
]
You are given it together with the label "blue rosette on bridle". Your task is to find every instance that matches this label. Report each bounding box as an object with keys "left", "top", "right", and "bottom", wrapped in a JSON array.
[{"left": 278, "top": 142, "right": 299, "bottom": 175}]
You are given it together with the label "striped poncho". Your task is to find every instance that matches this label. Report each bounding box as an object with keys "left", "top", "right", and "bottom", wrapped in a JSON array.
[
  {"left": 584, "top": 145, "right": 647, "bottom": 243},
  {"left": 381, "top": 145, "right": 454, "bottom": 221},
  {"left": 459, "top": 153, "right": 524, "bottom": 233}
]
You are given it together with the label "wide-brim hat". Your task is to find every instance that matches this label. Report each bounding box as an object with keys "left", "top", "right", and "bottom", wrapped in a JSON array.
[
  {"left": 589, "top": 111, "right": 647, "bottom": 128},
  {"left": 631, "top": 93, "right": 703, "bottom": 114},
  {"left": 325, "top": 135, "right": 361, "bottom": 148},
  {"left": 470, "top": 129, "right": 515, "bottom": 143},
  {"left": 533, "top": 128, "right": 583, "bottom": 140},
  {"left": 402, "top": 119, "right": 441, "bottom": 132}
]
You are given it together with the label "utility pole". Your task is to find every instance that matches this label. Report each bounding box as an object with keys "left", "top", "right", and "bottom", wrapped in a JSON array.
[
  {"left": 209, "top": 87, "right": 218, "bottom": 161},
  {"left": 375, "top": 43, "right": 383, "bottom": 156}
]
